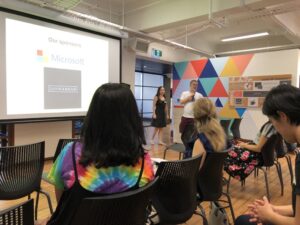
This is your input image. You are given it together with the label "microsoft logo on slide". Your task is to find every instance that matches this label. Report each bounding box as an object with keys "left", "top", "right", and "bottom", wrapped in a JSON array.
[{"left": 36, "top": 50, "right": 49, "bottom": 63}]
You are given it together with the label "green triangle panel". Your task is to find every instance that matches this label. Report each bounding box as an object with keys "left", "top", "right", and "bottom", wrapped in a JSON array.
[
  {"left": 199, "top": 77, "right": 218, "bottom": 96},
  {"left": 173, "top": 65, "right": 181, "bottom": 80},
  {"left": 174, "top": 62, "right": 188, "bottom": 78},
  {"left": 200, "top": 60, "right": 218, "bottom": 78},
  {"left": 197, "top": 80, "right": 207, "bottom": 97},
  {"left": 236, "top": 108, "right": 247, "bottom": 118}
]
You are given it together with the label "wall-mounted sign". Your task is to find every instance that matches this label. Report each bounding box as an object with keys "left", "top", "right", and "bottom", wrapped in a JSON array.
[
  {"left": 229, "top": 74, "right": 292, "bottom": 108},
  {"left": 151, "top": 48, "right": 162, "bottom": 58}
]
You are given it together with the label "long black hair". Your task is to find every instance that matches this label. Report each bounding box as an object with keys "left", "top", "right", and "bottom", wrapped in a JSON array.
[
  {"left": 80, "top": 83, "right": 145, "bottom": 168},
  {"left": 155, "top": 86, "right": 166, "bottom": 98},
  {"left": 262, "top": 84, "right": 300, "bottom": 125}
]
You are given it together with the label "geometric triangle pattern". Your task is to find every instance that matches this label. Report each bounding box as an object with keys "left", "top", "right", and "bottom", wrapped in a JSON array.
[
  {"left": 197, "top": 79, "right": 207, "bottom": 97},
  {"left": 173, "top": 79, "right": 180, "bottom": 94},
  {"left": 236, "top": 108, "right": 247, "bottom": 118},
  {"left": 191, "top": 59, "right": 208, "bottom": 77},
  {"left": 200, "top": 59, "right": 218, "bottom": 78},
  {"left": 219, "top": 102, "right": 240, "bottom": 119},
  {"left": 219, "top": 97, "right": 228, "bottom": 107},
  {"left": 172, "top": 79, "right": 193, "bottom": 106},
  {"left": 172, "top": 54, "right": 255, "bottom": 118},
  {"left": 209, "top": 97, "right": 218, "bottom": 106},
  {"left": 174, "top": 62, "right": 188, "bottom": 79},
  {"left": 231, "top": 54, "right": 254, "bottom": 75},
  {"left": 220, "top": 58, "right": 241, "bottom": 77},
  {"left": 209, "top": 79, "right": 228, "bottom": 97},
  {"left": 215, "top": 98, "right": 223, "bottom": 107},
  {"left": 219, "top": 77, "right": 229, "bottom": 91},
  {"left": 199, "top": 77, "right": 218, "bottom": 96},
  {"left": 210, "top": 57, "right": 228, "bottom": 75},
  {"left": 173, "top": 65, "right": 181, "bottom": 80},
  {"left": 182, "top": 62, "right": 198, "bottom": 79}
]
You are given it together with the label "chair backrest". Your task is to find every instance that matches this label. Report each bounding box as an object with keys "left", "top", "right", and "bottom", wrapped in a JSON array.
[
  {"left": 70, "top": 177, "right": 159, "bottom": 225},
  {"left": 0, "top": 199, "right": 34, "bottom": 225},
  {"left": 261, "top": 134, "right": 280, "bottom": 167},
  {"left": 0, "top": 142, "right": 45, "bottom": 199},
  {"left": 197, "top": 151, "right": 227, "bottom": 202},
  {"left": 151, "top": 155, "right": 202, "bottom": 224},
  {"left": 274, "top": 134, "right": 286, "bottom": 158},
  {"left": 53, "top": 138, "right": 80, "bottom": 162}
]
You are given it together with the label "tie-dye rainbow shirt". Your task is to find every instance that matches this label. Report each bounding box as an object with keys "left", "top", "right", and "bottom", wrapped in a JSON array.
[{"left": 47, "top": 142, "right": 155, "bottom": 193}]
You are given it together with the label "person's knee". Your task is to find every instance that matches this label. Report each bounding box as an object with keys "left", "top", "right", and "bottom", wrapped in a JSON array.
[{"left": 235, "top": 215, "right": 256, "bottom": 225}]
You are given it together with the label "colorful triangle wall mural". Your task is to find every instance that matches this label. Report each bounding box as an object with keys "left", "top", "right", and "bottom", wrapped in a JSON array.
[
  {"left": 174, "top": 62, "right": 188, "bottom": 79},
  {"left": 199, "top": 78, "right": 218, "bottom": 96},
  {"left": 173, "top": 53, "right": 253, "bottom": 119},
  {"left": 220, "top": 58, "right": 241, "bottom": 77},
  {"left": 200, "top": 60, "right": 218, "bottom": 78},
  {"left": 231, "top": 54, "right": 254, "bottom": 74},
  {"left": 182, "top": 62, "right": 198, "bottom": 79},
  {"left": 191, "top": 59, "right": 207, "bottom": 77}
]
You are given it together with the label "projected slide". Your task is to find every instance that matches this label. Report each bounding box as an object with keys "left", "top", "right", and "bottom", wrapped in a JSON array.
[{"left": 5, "top": 18, "right": 109, "bottom": 115}]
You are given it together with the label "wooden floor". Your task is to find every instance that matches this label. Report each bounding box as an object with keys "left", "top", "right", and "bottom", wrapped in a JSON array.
[{"left": 0, "top": 125, "right": 295, "bottom": 224}]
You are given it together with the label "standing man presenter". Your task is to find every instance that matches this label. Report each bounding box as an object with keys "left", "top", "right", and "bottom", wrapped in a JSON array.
[{"left": 179, "top": 80, "right": 203, "bottom": 158}]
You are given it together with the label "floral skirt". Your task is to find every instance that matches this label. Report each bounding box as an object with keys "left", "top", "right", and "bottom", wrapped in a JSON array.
[{"left": 224, "top": 147, "right": 262, "bottom": 181}]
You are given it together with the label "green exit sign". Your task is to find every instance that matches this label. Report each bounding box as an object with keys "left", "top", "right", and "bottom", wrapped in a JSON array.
[{"left": 151, "top": 48, "right": 162, "bottom": 58}]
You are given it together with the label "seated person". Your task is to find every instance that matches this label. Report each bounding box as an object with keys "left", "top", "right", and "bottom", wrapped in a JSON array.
[
  {"left": 224, "top": 121, "right": 276, "bottom": 181},
  {"left": 192, "top": 98, "right": 226, "bottom": 167},
  {"left": 235, "top": 84, "right": 300, "bottom": 225},
  {"left": 37, "top": 83, "right": 154, "bottom": 225}
]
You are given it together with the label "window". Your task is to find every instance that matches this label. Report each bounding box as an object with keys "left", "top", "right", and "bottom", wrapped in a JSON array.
[{"left": 134, "top": 72, "right": 164, "bottom": 120}]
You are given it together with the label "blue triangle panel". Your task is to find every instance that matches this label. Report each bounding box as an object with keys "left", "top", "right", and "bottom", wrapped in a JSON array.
[
  {"left": 197, "top": 80, "right": 207, "bottom": 97},
  {"left": 236, "top": 108, "right": 247, "bottom": 118},
  {"left": 200, "top": 60, "right": 218, "bottom": 78},
  {"left": 173, "top": 66, "right": 181, "bottom": 80},
  {"left": 215, "top": 98, "right": 223, "bottom": 107}
]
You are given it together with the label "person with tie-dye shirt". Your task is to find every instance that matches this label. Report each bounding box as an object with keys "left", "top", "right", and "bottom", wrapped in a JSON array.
[{"left": 36, "top": 83, "right": 154, "bottom": 225}]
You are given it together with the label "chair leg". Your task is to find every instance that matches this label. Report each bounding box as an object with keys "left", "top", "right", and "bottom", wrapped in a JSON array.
[
  {"left": 259, "top": 167, "right": 270, "bottom": 200},
  {"left": 196, "top": 204, "right": 208, "bottom": 225},
  {"left": 226, "top": 176, "right": 231, "bottom": 194},
  {"left": 222, "top": 192, "right": 236, "bottom": 222},
  {"left": 35, "top": 192, "right": 40, "bottom": 220},
  {"left": 163, "top": 148, "right": 168, "bottom": 159},
  {"left": 285, "top": 154, "right": 294, "bottom": 185},
  {"left": 275, "top": 162, "right": 284, "bottom": 196},
  {"left": 38, "top": 190, "right": 54, "bottom": 215}
]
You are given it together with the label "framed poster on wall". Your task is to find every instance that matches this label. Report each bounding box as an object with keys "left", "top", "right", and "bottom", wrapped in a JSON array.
[{"left": 229, "top": 74, "right": 292, "bottom": 108}]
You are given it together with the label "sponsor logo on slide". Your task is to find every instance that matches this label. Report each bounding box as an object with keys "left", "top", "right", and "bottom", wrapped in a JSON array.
[
  {"left": 36, "top": 50, "right": 49, "bottom": 62},
  {"left": 36, "top": 49, "right": 84, "bottom": 65}
]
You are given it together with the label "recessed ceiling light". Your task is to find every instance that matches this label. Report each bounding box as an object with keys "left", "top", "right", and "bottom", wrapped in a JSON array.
[{"left": 221, "top": 32, "right": 269, "bottom": 42}]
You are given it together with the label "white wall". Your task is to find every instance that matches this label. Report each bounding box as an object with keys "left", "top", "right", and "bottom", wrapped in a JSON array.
[{"left": 14, "top": 121, "right": 72, "bottom": 158}]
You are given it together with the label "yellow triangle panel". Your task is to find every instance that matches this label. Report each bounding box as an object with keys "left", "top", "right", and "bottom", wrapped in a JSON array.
[
  {"left": 218, "top": 102, "right": 240, "bottom": 119},
  {"left": 220, "top": 58, "right": 241, "bottom": 77}
]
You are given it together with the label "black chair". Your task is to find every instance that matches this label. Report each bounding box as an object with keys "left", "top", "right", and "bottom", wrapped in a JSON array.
[
  {"left": 70, "top": 177, "right": 159, "bottom": 225},
  {"left": 227, "top": 134, "right": 284, "bottom": 200},
  {"left": 149, "top": 155, "right": 202, "bottom": 224},
  {"left": 53, "top": 138, "right": 80, "bottom": 162},
  {"left": 197, "top": 151, "right": 235, "bottom": 224},
  {"left": 0, "top": 199, "right": 34, "bottom": 225},
  {"left": 274, "top": 136, "right": 293, "bottom": 185},
  {"left": 0, "top": 142, "right": 53, "bottom": 220},
  {"left": 220, "top": 120, "right": 232, "bottom": 139},
  {"left": 163, "top": 143, "right": 185, "bottom": 160}
]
